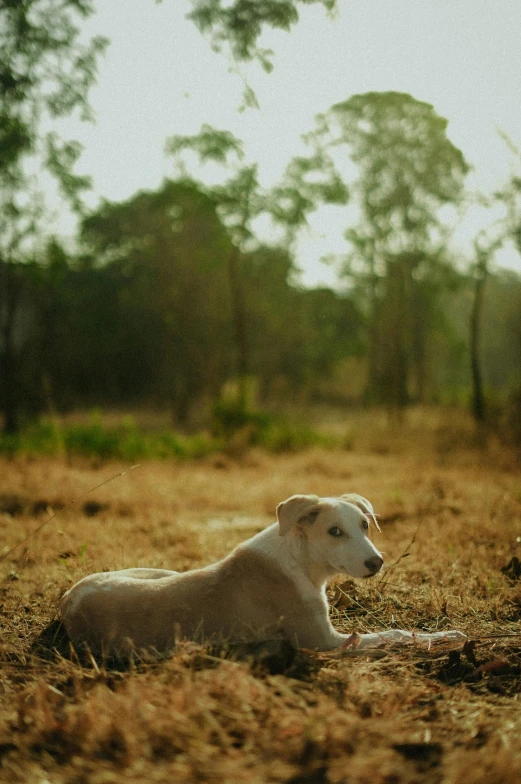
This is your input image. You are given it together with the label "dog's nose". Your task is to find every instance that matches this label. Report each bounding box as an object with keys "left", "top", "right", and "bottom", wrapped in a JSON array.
[{"left": 364, "top": 555, "right": 383, "bottom": 573}]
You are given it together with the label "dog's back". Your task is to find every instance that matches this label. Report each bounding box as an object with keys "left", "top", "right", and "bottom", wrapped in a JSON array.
[{"left": 60, "top": 538, "right": 311, "bottom": 655}]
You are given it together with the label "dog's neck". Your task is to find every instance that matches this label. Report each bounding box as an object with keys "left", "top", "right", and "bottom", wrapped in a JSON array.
[{"left": 244, "top": 523, "right": 335, "bottom": 592}]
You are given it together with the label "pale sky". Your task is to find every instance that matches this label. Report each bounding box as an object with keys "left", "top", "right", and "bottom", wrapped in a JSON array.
[{"left": 49, "top": 0, "right": 521, "bottom": 286}]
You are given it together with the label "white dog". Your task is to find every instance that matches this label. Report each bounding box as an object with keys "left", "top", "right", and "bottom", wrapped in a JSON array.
[{"left": 60, "top": 493, "right": 464, "bottom": 656}]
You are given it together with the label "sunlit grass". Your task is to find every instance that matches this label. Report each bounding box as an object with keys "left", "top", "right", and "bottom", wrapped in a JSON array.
[{"left": 0, "top": 416, "right": 520, "bottom": 783}]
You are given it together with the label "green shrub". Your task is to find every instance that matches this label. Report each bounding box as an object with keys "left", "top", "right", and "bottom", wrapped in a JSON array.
[
  {"left": 64, "top": 416, "right": 121, "bottom": 458},
  {"left": 0, "top": 415, "right": 221, "bottom": 461},
  {"left": 212, "top": 398, "right": 330, "bottom": 453},
  {"left": 0, "top": 409, "right": 326, "bottom": 460},
  {"left": 212, "top": 398, "right": 271, "bottom": 439},
  {"left": 258, "top": 419, "right": 329, "bottom": 452},
  {"left": 0, "top": 420, "right": 64, "bottom": 457}
]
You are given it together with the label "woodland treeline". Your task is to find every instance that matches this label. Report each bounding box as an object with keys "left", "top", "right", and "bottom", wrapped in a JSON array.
[
  {"left": 1, "top": 1, "right": 521, "bottom": 440},
  {"left": 2, "top": 174, "right": 520, "bottom": 434},
  {"left": 0, "top": 182, "right": 363, "bottom": 426}
]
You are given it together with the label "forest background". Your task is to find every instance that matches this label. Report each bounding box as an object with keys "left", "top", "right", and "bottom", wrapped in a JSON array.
[{"left": 1, "top": 0, "right": 521, "bottom": 456}]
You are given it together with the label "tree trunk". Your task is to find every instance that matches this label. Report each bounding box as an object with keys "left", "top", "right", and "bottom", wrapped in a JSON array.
[
  {"left": 171, "top": 388, "right": 191, "bottom": 429},
  {"left": 227, "top": 246, "right": 249, "bottom": 408},
  {"left": 366, "top": 256, "right": 381, "bottom": 403},
  {"left": 1, "top": 263, "right": 21, "bottom": 434},
  {"left": 2, "top": 341, "right": 19, "bottom": 434},
  {"left": 470, "top": 256, "right": 487, "bottom": 424},
  {"left": 387, "top": 258, "right": 409, "bottom": 409},
  {"left": 410, "top": 274, "right": 427, "bottom": 403}
]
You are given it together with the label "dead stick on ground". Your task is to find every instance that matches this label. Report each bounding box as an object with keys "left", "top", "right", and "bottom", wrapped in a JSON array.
[
  {"left": 0, "top": 464, "right": 140, "bottom": 562},
  {"left": 467, "top": 633, "right": 521, "bottom": 640}
]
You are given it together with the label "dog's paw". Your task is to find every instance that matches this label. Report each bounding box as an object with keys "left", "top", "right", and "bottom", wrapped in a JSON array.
[{"left": 438, "top": 630, "right": 466, "bottom": 641}]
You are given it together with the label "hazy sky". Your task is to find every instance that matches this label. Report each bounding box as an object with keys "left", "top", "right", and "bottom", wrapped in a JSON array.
[{"left": 51, "top": 0, "right": 521, "bottom": 286}]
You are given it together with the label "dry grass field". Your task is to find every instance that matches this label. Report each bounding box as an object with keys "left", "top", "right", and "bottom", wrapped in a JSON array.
[{"left": 0, "top": 409, "right": 521, "bottom": 783}]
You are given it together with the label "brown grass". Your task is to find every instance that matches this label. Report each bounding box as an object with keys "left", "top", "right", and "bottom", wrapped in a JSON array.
[{"left": 0, "top": 411, "right": 521, "bottom": 783}]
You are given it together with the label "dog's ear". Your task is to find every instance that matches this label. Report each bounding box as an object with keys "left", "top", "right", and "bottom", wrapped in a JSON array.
[
  {"left": 341, "top": 493, "right": 381, "bottom": 532},
  {"left": 276, "top": 494, "right": 320, "bottom": 537}
]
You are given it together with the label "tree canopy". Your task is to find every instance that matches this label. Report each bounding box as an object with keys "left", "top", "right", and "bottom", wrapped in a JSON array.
[
  {"left": 0, "top": 0, "right": 107, "bottom": 432},
  {"left": 0, "top": 0, "right": 108, "bottom": 221},
  {"left": 183, "top": 0, "right": 337, "bottom": 69}
]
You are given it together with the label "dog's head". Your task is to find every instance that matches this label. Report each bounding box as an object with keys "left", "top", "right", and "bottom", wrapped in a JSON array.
[{"left": 276, "top": 493, "right": 383, "bottom": 579}]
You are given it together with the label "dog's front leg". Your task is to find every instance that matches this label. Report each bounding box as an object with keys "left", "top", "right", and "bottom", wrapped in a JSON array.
[{"left": 286, "top": 610, "right": 355, "bottom": 651}]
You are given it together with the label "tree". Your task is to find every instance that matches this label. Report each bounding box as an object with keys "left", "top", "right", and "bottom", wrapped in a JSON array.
[
  {"left": 242, "top": 245, "right": 364, "bottom": 401},
  {"left": 184, "top": 0, "right": 337, "bottom": 71},
  {"left": 496, "top": 132, "right": 521, "bottom": 258},
  {"left": 167, "top": 124, "right": 348, "bottom": 407},
  {"left": 468, "top": 231, "right": 504, "bottom": 425},
  {"left": 493, "top": 141, "right": 521, "bottom": 442},
  {"left": 168, "top": 128, "right": 264, "bottom": 406},
  {"left": 81, "top": 179, "right": 236, "bottom": 424},
  {"left": 0, "top": 0, "right": 108, "bottom": 432},
  {"left": 306, "top": 91, "right": 469, "bottom": 406}
]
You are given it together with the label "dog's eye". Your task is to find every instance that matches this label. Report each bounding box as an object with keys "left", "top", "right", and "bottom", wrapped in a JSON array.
[
  {"left": 328, "top": 526, "right": 343, "bottom": 537},
  {"left": 361, "top": 518, "right": 369, "bottom": 530}
]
